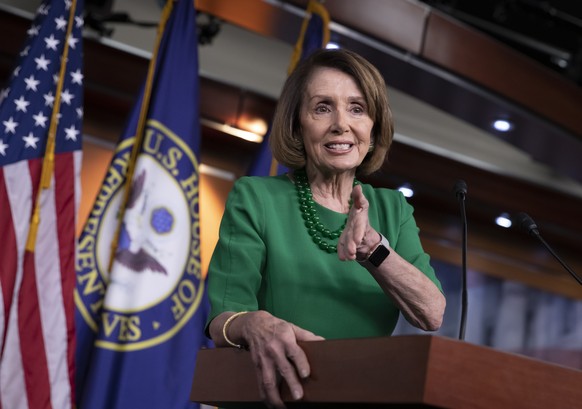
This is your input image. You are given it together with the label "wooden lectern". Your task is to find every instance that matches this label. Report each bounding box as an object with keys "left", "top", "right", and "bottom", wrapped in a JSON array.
[{"left": 190, "top": 335, "right": 582, "bottom": 408}]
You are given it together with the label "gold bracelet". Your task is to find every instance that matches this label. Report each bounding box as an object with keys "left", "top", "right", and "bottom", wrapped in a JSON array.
[{"left": 222, "top": 311, "right": 248, "bottom": 348}]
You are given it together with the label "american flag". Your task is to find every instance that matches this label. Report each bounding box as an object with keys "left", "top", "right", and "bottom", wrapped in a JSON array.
[{"left": 0, "top": 1, "right": 83, "bottom": 408}]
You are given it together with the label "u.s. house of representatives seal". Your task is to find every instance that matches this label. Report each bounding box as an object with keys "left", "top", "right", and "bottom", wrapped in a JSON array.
[{"left": 76, "top": 119, "right": 204, "bottom": 351}]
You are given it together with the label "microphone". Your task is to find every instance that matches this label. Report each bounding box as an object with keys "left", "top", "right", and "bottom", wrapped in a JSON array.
[
  {"left": 453, "top": 180, "right": 467, "bottom": 199},
  {"left": 515, "top": 212, "right": 582, "bottom": 286},
  {"left": 453, "top": 180, "right": 468, "bottom": 341}
]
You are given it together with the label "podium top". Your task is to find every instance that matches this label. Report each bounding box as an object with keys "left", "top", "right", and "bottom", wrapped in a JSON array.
[{"left": 191, "top": 335, "right": 582, "bottom": 409}]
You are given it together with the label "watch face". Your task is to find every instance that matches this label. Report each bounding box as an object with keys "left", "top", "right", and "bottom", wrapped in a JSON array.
[{"left": 368, "top": 245, "right": 390, "bottom": 267}]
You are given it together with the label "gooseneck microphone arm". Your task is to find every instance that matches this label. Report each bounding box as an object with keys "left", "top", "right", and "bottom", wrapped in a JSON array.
[
  {"left": 516, "top": 212, "right": 582, "bottom": 286},
  {"left": 453, "top": 180, "right": 468, "bottom": 341}
]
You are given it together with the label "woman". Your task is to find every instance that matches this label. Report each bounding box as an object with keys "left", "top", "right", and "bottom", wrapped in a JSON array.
[{"left": 206, "top": 49, "right": 446, "bottom": 408}]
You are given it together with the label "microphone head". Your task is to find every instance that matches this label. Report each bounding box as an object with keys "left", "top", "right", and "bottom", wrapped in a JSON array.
[
  {"left": 453, "top": 180, "right": 467, "bottom": 198},
  {"left": 515, "top": 212, "right": 539, "bottom": 236}
]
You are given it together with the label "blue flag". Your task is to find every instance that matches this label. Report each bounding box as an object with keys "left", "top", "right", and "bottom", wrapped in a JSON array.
[
  {"left": 75, "top": 1, "right": 211, "bottom": 408},
  {"left": 247, "top": 0, "right": 330, "bottom": 176},
  {"left": 287, "top": 0, "right": 331, "bottom": 76}
]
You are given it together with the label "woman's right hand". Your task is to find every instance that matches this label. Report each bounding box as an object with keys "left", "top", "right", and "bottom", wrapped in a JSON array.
[{"left": 209, "top": 310, "right": 324, "bottom": 409}]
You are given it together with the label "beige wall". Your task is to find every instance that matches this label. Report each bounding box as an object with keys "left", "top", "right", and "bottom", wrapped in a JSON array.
[
  {"left": 78, "top": 140, "right": 232, "bottom": 279},
  {"left": 199, "top": 173, "right": 232, "bottom": 277}
]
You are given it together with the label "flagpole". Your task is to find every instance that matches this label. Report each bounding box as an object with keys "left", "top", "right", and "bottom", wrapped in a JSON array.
[
  {"left": 107, "top": 0, "right": 174, "bottom": 271},
  {"left": 263, "top": 0, "right": 330, "bottom": 177},
  {"left": 26, "top": 0, "right": 78, "bottom": 252},
  {"left": 287, "top": 0, "right": 330, "bottom": 75}
]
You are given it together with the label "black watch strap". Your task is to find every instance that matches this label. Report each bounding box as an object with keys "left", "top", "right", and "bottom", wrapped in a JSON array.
[{"left": 358, "top": 234, "right": 390, "bottom": 267}]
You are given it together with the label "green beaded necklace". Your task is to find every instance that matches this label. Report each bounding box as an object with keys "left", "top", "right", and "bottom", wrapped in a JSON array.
[{"left": 294, "top": 168, "right": 360, "bottom": 253}]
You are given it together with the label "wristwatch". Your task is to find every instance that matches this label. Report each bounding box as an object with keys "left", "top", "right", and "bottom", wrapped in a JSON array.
[{"left": 358, "top": 233, "right": 390, "bottom": 267}]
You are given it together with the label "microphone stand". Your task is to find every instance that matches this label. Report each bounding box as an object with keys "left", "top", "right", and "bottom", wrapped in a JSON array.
[
  {"left": 516, "top": 213, "right": 582, "bottom": 286},
  {"left": 454, "top": 180, "right": 468, "bottom": 341}
]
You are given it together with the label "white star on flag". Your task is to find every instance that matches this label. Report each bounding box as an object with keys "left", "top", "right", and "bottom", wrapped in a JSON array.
[
  {"left": 76, "top": 107, "right": 83, "bottom": 119},
  {"left": 64, "top": 125, "right": 79, "bottom": 141},
  {"left": 0, "top": 88, "right": 9, "bottom": 104},
  {"left": 35, "top": 54, "right": 51, "bottom": 70},
  {"left": 0, "top": 140, "right": 8, "bottom": 156},
  {"left": 38, "top": 4, "right": 50, "bottom": 15},
  {"left": 44, "top": 92, "right": 55, "bottom": 107},
  {"left": 32, "top": 111, "right": 48, "bottom": 128},
  {"left": 55, "top": 16, "right": 67, "bottom": 31},
  {"left": 27, "top": 25, "right": 40, "bottom": 36},
  {"left": 3, "top": 116, "right": 18, "bottom": 133},
  {"left": 24, "top": 75, "right": 40, "bottom": 91},
  {"left": 68, "top": 35, "right": 79, "bottom": 49},
  {"left": 20, "top": 46, "right": 30, "bottom": 57},
  {"left": 23, "top": 132, "right": 40, "bottom": 149},
  {"left": 14, "top": 96, "right": 30, "bottom": 112},
  {"left": 70, "top": 69, "right": 83, "bottom": 84},
  {"left": 61, "top": 89, "right": 74, "bottom": 105},
  {"left": 44, "top": 34, "right": 60, "bottom": 50}
]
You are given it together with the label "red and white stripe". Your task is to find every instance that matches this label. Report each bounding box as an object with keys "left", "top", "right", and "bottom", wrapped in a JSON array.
[{"left": 0, "top": 150, "right": 81, "bottom": 409}]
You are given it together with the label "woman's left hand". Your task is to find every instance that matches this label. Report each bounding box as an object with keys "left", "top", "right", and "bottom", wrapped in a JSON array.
[
  {"left": 337, "top": 186, "right": 446, "bottom": 332},
  {"left": 337, "top": 184, "right": 379, "bottom": 261}
]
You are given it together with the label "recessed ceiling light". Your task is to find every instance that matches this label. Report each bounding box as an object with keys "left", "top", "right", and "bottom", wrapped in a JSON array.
[
  {"left": 492, "top": 119, "right": 513, "bottom": 132},
  {"left": 495, "top": 213, "right": 512, "bottom": 228},
  {"left": 398, "top": 184, "right": 414, "bottom": 198}
]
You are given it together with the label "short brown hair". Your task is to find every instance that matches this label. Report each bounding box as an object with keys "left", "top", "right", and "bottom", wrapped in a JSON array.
[{"left": 270, "top": 48, "right": 393, "bottom": 175}]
